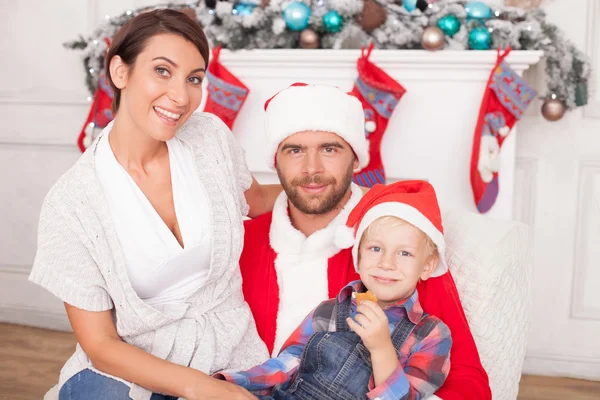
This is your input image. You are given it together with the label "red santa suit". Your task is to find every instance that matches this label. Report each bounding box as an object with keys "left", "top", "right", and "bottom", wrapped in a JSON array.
[
  {"left": 240, "top": 185, "right": 492, "bottom": 400},
  {"left": 241, "top": 83, "right": 491, "bottom": 399},
  {"left": 241, "top": 183, "right": 363, "bottom": 355}
]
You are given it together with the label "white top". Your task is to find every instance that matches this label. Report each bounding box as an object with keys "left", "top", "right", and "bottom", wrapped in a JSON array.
[
  {"left": 29, "top": 113, "right": 268, "bottom": 400},
  {"left": 95, "top": 127, "right": 212, "bottom": 306}
]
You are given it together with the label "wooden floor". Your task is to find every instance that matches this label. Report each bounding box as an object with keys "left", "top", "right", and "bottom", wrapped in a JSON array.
[{"left": 1, "top": 324, "right": 599, "bottom": 399}]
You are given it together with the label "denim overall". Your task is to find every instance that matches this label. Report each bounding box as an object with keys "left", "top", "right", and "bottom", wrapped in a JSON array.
[{"left": 260, "top": 294, "right": 423, "bottom": 400}]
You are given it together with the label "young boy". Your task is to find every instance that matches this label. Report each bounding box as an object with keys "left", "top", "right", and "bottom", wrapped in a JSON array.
[{"left": 216, "top": 180, "right": 452, "bottom": 400}]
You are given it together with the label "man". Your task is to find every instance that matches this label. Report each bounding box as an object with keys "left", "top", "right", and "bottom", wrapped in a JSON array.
[{"left": 240, "top": 83, "right": 491, "bottom": 400}]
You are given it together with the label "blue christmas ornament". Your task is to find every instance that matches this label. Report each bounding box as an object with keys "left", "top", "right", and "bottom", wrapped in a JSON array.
[
  {"left": 233, "top": 2, "right": 256, "bottom": 16},
  {"left": 322, "top": 10, "right": 343, "bottom": 33},
  {"left": 469, "top": 26, "right": 492, "bottom": 50},
  {"left": 437, "top": 14, "right": 460, "bottom": 37},
  {"left": 283, "top": 1, "right": 311, "bottom": 31},
  {"left": 404, "top": 0, "right": 430, "bottom": 12},
  {"left": 404, "top": 0, "right": 418, "bottom": 12},
  {"left": 465, "top": 1, "right": 492, "bottom": 20}
]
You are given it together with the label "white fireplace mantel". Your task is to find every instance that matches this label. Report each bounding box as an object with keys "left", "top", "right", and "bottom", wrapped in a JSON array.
[
  {"left": 216, "top": 49, "right": 542, "bottom": 74},
  {"left": 203, "top": 49, "right": 543, "bottom": 220}
]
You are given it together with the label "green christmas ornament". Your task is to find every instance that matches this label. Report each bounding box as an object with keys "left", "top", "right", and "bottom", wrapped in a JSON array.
[
  {"left": 322, "top": 10, "right": 343, "bottom": 33},
  {"left": 437, "top": 14, "right": 461, "bottom": 37},
  {"left": 575, "top": 81, "right": 588, "bottom": 107},
  {"left": 469, "top": 26, "right": 492, "bottom": 50}
]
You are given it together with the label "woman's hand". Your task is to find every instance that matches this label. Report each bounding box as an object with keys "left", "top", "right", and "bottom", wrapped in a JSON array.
[
  {"left": 190, "top": 378, "right": 257, "bottom": 400},
  {"left": 346, "top": 300, "right": 393, "bottom": 354}
]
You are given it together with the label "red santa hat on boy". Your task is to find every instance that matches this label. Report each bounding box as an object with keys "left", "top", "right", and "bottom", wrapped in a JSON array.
[
  {"left": 264, "top": 83, "right": 370, "bottom": 171},
  {"left": 334, "top": 180, "right": 449, "bottom": 278}
]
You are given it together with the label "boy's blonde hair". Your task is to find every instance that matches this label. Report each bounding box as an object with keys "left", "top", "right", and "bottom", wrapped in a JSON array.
[{"left": 357, "top": 216, "right": 438, "bottom": 262}]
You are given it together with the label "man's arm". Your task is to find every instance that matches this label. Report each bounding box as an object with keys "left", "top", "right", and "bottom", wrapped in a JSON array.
[
  {"left": 244, "top": 177, "right": 282, "bottom": 218},
  {"left": 418, "top": 273, "right": 492, "bottom": 400}
]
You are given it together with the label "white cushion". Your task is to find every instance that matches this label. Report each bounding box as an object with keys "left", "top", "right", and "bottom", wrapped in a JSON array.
[{"left": 442, "top": 209, "right": 533, "bottom": 400}]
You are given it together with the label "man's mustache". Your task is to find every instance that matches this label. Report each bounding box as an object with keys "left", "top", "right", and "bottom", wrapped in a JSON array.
[{"left": 290, "top": 175, "right": 336, "bottom": 187}]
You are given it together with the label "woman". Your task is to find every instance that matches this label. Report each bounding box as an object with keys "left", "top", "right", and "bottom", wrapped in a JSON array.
[{"left": 29, "top": 9, "right": 279, "bottom": 400}]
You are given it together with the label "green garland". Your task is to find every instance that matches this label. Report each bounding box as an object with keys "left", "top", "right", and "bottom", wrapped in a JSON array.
[{"left": 64, "top": 0, "right": 591, "bottom": 112}]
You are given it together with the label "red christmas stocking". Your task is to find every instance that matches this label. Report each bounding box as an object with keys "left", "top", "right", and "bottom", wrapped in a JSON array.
[
  {"left": 77, "top": 70, "right": 114, "bottom": 152},
  {"left": 351, "top": 43, "right": 406, "bottom": 187},
  {"left": 470, "top": 47, "right": 537, "bottom": 213},
  {"left": 204, "top": 46, "right": 249, "bottom": 130}
]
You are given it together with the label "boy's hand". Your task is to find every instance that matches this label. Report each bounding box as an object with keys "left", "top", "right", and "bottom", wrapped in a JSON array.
[{"left": 346, "top": 300, "right": 394, "bottom": 354}]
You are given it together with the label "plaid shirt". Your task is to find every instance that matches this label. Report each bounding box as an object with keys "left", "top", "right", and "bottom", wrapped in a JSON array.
[{"left": 217, "top": 280, "right": 451, "bottom": 400}]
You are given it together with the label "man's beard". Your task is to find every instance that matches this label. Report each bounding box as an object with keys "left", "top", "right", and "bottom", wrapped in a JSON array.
[{"left": 277, "top": 163, "right": 354, "bottom": 215}]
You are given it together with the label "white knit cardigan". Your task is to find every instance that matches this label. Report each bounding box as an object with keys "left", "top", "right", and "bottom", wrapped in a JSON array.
[{"left": 29, "top": 113, "right": 269, "bottom": 400}]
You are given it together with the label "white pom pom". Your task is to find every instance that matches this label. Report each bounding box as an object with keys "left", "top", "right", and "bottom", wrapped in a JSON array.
[
  {"left": 499, "top": 126, "right": 510, "bottom": 137},
  {"left": 365, "top": 120, "right": 377, "bottom": 133},
  {"left": 334, "top": 225, "right": 355, "bottom": 249},
  {"left": 83, "top": 135, "right": 93, "bottom": 149}
]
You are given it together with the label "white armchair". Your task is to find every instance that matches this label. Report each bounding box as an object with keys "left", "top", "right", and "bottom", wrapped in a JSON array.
[{"left": 442, "top": 209, "right": 533, "bottom": 400}]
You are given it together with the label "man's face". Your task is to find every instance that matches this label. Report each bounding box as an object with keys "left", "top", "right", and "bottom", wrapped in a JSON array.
[{"left": 275, "top": 131, "right": 359, "bottom": 215}]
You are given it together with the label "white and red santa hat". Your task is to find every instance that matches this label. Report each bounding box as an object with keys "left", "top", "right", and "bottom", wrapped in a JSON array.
[
  {"left": 264, "top": 83, "right": 370, "bottom": 171},
  {"left": 334, "top": 180, "right": 449, "bottom": 277}
]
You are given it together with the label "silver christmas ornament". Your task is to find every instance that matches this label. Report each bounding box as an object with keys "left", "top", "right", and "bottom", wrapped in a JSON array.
[
  {"left": 421, "top": 26, "right": 445, "bottom": 51},
  {"left": 541, "top": 98, "right": 566, "bottom": 121},
  {"left": 299, "top": 29, "right": 319, "bottom": 49}
]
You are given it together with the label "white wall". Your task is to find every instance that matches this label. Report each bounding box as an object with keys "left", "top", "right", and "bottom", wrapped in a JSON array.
[
  {"left": 1, "top": 0, "right": 599, "bottom": 381},
  {"left": 0, "top": 0, "right": 188, "bottom": 329},
  {"left": 1, "top": 0, "right": 90, "bottom": 331},
  {"left": 217, "top": 48, "right": 541, "bottom": 221},
  {"left": 514, "top": 0, "right": 600, "bottom": 381}
]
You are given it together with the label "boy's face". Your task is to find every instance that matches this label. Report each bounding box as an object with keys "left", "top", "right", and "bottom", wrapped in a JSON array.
[{"left": 357, "top": 220, "right": 437, "bottom": 308}]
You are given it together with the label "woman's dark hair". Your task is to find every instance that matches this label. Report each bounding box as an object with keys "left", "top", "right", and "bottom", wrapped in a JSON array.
[{"left": 105, "top": 9, "right": 210, "bottom": 113}]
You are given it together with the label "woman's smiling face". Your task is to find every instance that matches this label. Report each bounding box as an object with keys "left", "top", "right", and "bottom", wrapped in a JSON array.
[{"left": 110, "top": 33, "right": 206, "bottom": 142}]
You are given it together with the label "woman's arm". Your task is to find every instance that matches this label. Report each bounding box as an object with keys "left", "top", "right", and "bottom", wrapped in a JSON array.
[
  {"left": 215, "top": 300, "right": 339, "bottom": 394},
  {"left": 244, "top": 177, "right": 282, "bottom": 218},
  {"left": 216, "top": 305, "right": 317, "bottom": 392},
  {"left": 65, "top": 304, "right": 256, "bottom": 400}
]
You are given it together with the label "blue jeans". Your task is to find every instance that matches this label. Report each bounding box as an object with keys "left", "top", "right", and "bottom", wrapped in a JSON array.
[
  {"left": 58, "top": 369, "right": 178, "bottom": 400},
  {"left": 257, "top": 293, "right": 420, "bottom": 400}
]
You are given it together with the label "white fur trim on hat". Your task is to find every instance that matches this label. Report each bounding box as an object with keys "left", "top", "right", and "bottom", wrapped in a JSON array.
[
  {"left": 264, "top": 85, "right": 370, "bottom": 172},
  {"left": 351, "top": 203, "right": 448, "bottom": 278}
]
